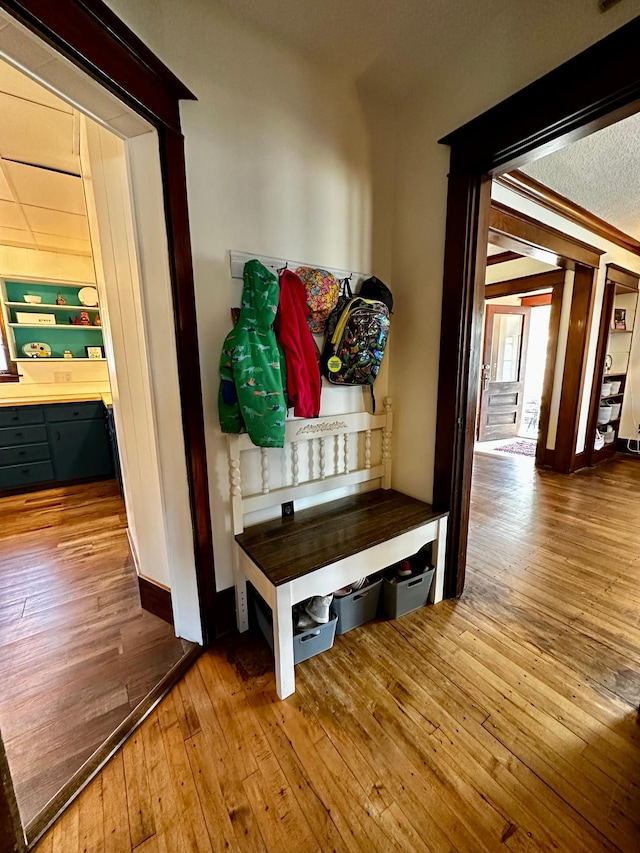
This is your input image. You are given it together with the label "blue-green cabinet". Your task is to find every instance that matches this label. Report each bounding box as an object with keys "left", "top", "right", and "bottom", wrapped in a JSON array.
[{"left": 0, "top": 401, "right": 114, "bottom": 492}]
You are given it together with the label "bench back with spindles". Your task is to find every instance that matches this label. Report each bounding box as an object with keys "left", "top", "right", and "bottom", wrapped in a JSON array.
[{"left": 227, "top": 397, "right": 393, "bottom": 535}]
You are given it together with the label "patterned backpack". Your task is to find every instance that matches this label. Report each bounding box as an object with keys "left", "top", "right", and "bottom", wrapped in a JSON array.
[
  {"left": 295, "top": 266, "right": 339, "bottom": 334},
  {"left": 322, "top": 296, "right": 390, "bottom": 410}
]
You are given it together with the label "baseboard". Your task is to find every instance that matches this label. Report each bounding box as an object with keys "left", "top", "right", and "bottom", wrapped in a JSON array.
[
  {"left": 541, "top": 448, "right": 555, "bottom": 468},
  {"left": 572, "top": 450, "right": 589, "bottom": 471},
  {"left": 213, "top": 586, "right": 237, "bottom": 637},
  {"left": 138, "top": 576, "right": 174, "bottom": 626},
  {"left": 26, "top": 644, "right": 201, "bottom": 849},
  {"left": 616, "top": 437, "right": 640, "bottom": 456}
]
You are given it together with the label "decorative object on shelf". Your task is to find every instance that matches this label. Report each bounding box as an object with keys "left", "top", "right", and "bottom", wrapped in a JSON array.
[
  {"left": 78, "top": 286, "right": 99, "bottom": 307},
  {"left": 72, "top": 315, "right": 80, "bottom": 325},
  {"left": 614, "top": 307, "right": 627, "bottom": 330},
  {"left": 63, "top": 350, "right": 74, "bottom": 359},
  {"left": 604, "top": 353, "right": 613, "bottom": 372},
  {"left": 16, "top": 312, "right": 56, "bottom": 325},
  {"left": 85, "top": 345, "right": 104, "bottom": 359},
  {"left": 56, "top": 293, "right": 67, "bottom": 305},
  {"left": 93, "top": 314, "right": 101, "bottom": 327},
  {"left": 79, "top": 311, "right": 91, "bottom": 326},
  {"left": 22, "top": 342, "right": 52, "bottom": 358},
  {"left": 23, "top": 294, "right": 42, "bottom": 304}
]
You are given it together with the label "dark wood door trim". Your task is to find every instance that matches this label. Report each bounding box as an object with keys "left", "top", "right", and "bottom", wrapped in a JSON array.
[
  {"left": 0, "top": 0, "right": 192, "bottom": 131},
  {"left": 0, "top": 0, "right": 218, "bottom": 645},
  {"left": 496, "top": 171, "right": 640, "bottom": 258},
  {"left": 553, "top": 265, "right": 597, "bottom": 473},
  {"left": 486, "top": 250, "right": 522, "bottom": 266},
  {"left": 521, "top": 293, "right": 553, "bottom": 307},
  {"left": 489, "top": 202, "right": 604, "bottom": 268},
  {"left": 485, "top": 269, "right": 564, "bottom": 300},
  {"left": 433, "top": 171, "right": 491, "bottom": 597},
  {"left": 434, "top": 16, "right": 640, "bottom": 601},
  {"left": 606, "top": 263, "right": 640, "bottom": 290}
]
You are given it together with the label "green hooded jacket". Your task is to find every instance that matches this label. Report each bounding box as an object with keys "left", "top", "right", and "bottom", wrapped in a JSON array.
[{"left": 218, "top": 260, "right": 286, "bottom": 447}]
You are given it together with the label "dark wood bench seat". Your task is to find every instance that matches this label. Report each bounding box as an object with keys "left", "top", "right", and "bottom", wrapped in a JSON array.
[{"left": 236, "top": 488, "right": 447, "bottom": 586}]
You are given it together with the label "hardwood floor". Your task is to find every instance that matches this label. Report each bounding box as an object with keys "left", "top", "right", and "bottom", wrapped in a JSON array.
[
  {"left": 0, "top": 480, "right": 191, "bottom": 827},
  {"left": 35, "top": 454, "right": 640, "bottom": 851}
]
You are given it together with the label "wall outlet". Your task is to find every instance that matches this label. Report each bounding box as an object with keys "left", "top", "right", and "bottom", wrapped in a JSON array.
[
  {"left": 53, "top": 371, "right": 72, "bottom": 383},
  {"left": 281, "top": 500, "right": 294, "bottom": 519}
]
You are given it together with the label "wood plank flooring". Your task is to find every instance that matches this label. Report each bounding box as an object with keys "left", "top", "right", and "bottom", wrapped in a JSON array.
[
  {"left": 0, "top": 480, "right": 191, "bottom": 826},
  {"left": 35, "top": 454, "right": 640, "bottom": 851}
]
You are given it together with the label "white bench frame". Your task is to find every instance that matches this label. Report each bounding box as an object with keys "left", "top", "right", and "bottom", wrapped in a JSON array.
[{"left": 227, "top": 398, "right": 447, "bottom": 699}]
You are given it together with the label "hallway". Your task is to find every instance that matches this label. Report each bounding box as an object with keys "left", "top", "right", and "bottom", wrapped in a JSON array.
[{"left": 35, "top": 455, "right": 640, "bottom": 851}]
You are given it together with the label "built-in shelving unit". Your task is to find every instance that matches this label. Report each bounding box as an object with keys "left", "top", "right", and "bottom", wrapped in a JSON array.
[
  {"left": 0, "top": 277, "right": 104, "bottom": 362},
  {"left": 588, "top": 264, "right": 639, "bottom": 465}
]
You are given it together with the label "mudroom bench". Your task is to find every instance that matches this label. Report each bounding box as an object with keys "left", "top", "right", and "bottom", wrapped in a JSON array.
[{"left": 227, "top": 398, "right": 448, "bottom": 699}]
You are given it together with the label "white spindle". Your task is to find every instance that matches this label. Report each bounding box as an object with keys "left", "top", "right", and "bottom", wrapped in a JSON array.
[
  {"left": 343, "top": 432, "right": 349, "bottom": 474},
  {"left": 260, "top": 448, "right": 270, "bottom": 494},
  {"left": 382, "top": 396, "right": 393, "bottom": 489},
  {"left": 291, "top": 441, "right": 299, "bottom": 486},
  {"left": 228, "top": 448, "right": 244, "bottom": 535},
  {"left": 365, "top": 429, "right": 371, "bottom": 469},
  {"left": 319, "top": 437, "right": 326, "bottom": 480},
  {"left": 229, "top": 458, "right": 242, "bottom": 497}
]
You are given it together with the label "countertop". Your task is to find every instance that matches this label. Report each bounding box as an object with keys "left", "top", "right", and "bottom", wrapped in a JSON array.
[{"left": 0, "top": 393, "right": 113, "bottom": 408}]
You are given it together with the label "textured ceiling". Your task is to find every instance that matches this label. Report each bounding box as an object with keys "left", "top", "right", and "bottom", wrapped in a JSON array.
[
  {"left": 521, "top": 111, "right": 640, "bottom": 240},
  {"left": 0, "top": 57, "right": 91, "bottom": 257}
]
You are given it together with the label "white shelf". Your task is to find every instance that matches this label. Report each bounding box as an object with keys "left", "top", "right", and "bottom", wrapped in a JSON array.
[
  {"left": 4, "top": 301, "right": 100, "bottom": 311},
  {"left": 9, "top": 323, "right": 103, "bottom": 330}
]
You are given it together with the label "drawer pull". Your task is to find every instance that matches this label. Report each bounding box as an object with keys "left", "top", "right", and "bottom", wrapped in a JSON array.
[
  {"left": 18, "top": 450, "right": 25, "bottom": 456},
  {"left": 15, "top": 432, "right": 23, "bottom": 438}
]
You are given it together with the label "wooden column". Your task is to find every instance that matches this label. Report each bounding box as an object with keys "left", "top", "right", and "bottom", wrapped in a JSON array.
[{"left": 553, "top": 264, "right": 597, "bottom": 473}]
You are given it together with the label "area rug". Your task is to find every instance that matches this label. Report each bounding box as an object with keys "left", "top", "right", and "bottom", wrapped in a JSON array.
[{"left": 493, "top": 439, "right": 536, "bottom": 457}]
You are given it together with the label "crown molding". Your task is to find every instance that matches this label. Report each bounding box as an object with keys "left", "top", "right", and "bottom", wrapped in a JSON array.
[{"left": 496, "top": 170, "right": 640, "bottom": 258}]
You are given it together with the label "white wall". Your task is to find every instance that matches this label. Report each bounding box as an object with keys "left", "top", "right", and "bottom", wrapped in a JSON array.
[{"left": 104, "top": 0, "right": 375, "bottom": 591}]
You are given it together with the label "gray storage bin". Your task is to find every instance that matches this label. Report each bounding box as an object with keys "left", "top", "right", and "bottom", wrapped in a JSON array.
[
  {"left": 333, "top": 578, "right": 382, "bottom": 635},
  {"left": 253, "top": 591, "right": 337, "bottom": 664},
  {"left": 381, "top": 566, "right": 435, "bottom": 619}
]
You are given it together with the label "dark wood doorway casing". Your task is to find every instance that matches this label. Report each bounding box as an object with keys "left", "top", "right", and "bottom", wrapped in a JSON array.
[
  {"left": 0, "top": 0, "right": 219, "bottom": 639},
  {"left": 434, "top": 17, "right": 640, "bottom": 599}
]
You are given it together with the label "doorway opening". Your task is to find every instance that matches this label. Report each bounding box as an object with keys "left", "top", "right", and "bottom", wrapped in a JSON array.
[
  {"left": 476, "top": 247, "right": 558, "bottom": 461},
  {"left": 434, "top": 18, "right": 640, "bottom": 598}
]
